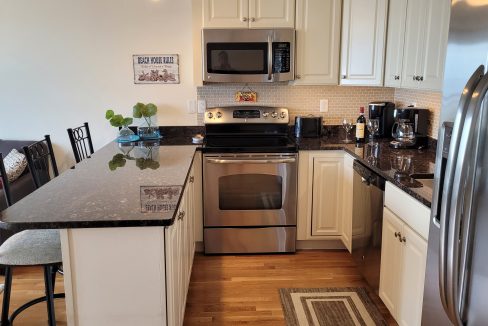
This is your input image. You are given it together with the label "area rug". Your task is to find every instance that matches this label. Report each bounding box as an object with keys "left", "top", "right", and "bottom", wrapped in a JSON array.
[{"left": 279, "top": 288, "right": 387, "bottom": 326}]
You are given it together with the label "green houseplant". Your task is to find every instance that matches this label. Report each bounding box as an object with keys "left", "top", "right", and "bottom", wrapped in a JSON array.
[
  {"left": 105, "top": 109, "right": 139, "bottom": 143},
  {"left": 133, "top": 102, "right": 160, "bottom": 140}
]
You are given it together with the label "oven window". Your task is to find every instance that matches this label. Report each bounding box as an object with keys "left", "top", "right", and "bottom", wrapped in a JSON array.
[
  {"left": 219, "top": 174, "right": 282, "bottom": 210},
  {"left": 207, "top": 43, "right": 267, "bottom": 74}
]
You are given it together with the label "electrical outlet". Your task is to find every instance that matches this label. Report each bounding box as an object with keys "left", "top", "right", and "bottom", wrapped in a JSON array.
[
  {"left": 197, "top": 100, "right": 206, "bottom": 113},
  {"left": 320, "top": 99, "right": 329, "bottom": 113},
  {"left": 187, "top": 99, "right": 196, "bottom": 114}
]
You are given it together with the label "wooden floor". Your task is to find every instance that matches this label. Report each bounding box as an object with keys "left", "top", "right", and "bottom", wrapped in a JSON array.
[
  {"left": 184, "top": 250, "right": 396, "bottom": 325},
  {"left": 0, "top": 251, "right": 395, "bottom": 325}
]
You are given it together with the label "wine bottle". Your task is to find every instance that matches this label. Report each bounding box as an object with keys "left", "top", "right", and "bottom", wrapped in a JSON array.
[{"left": 356, "top": 107, "right": 366, "bottom": 143}]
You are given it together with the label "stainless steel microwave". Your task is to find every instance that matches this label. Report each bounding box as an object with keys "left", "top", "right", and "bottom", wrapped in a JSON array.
[{"left": 202, "top": 29, "right": 295, "bottom": 83}]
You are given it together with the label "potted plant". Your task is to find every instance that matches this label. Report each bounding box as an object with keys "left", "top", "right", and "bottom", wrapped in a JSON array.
[
  {"left": 133, "top": 102, "right": 160, "bottom": 140},
  {"left": 105, "top": 110, "right": 139, "bottom": 143}
]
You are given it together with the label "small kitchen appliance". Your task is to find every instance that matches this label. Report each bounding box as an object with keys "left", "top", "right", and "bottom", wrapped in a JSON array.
[
  {"left": 389, "top": 107, "right": 429, "bottom": 149},
  {"left": 294, "top": 115, "right": 322, "bottom": 138},
  {"left": 368, "top": 102, "right": 395, "bottom": 138},
  {"left": 202, "top": 29, "right": 295, "bottom": 83},
  {"left": 202, "top": 106, "right": 297, "bottom": 254}
]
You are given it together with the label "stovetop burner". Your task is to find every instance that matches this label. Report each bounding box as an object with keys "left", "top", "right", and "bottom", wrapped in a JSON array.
[{"left": 203, "top": 106, "right": 296, "bottom": 153}]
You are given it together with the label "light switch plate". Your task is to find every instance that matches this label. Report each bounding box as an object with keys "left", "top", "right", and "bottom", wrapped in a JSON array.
[
  {"left": 187, "top": 99, "right": 196, "bottom": 114},
  {"left": 320, "top": 99, "right": 329, "bottom": 112},
  {"left": 197, "top": 100, "right": 206, "bottom": 113}
]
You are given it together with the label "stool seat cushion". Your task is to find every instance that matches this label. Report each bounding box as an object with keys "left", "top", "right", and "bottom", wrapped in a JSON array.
[{"left": 0, "top": 230, "right": 61, "bottom": 266}]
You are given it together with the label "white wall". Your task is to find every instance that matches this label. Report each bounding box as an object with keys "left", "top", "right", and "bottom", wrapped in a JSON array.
[{"left": 0, "top": 0, "right": 197, "bottom": 170}]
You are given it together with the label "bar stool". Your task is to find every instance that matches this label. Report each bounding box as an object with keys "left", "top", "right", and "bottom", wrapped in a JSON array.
[
  {"left": 67, "top": 122, "right": 94, "bottom": 164},
  {"left": 0, "top": 136, "right": 64, "bottom": 325}
]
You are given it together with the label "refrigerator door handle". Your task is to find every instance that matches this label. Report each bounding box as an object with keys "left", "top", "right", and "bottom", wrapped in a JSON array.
[
  {"left": 439, "top": 65, "right": 485, "bottom": 315},
  {"left": 446, "top": 72, "right": 488, "bottom": 325}
]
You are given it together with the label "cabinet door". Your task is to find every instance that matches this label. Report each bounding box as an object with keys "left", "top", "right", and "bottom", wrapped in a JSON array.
[
  {"left": 384, "top": 0, "right": 408, "bottom": 87},
  {"left": 417, "top": 0, "right": 450, "bottom": 91},
  {"left": 397, "top": 224, "right": 428, "bottom": 326},
  {"left": 379, "top": 208, "right": 403, "bottom": 317},
  {"left": 400, "top": 0, "right": 428, "bottom": 89},
  {"left": 193, "top": 152, "right": 204, "bottom": 243},
  {"left": 340, "top": 0, "right": 388, "bottom": 86},
  {"left": 294, "top": 0, "right": 341, "bottom": 85},
  {"left": 165, "top": 220, "right": 182, "bottom": 326},
  {"left": 203, "top": 0, "right": 249, "bottom": 28},
  {"left": 311, "top": 157, "right": 343, "bottom": 236},
  {"left": 249, "top": 0, "right": 295, "bottom": 28},
  {"left": 341, "top": 154, "right": 354, "bottom": 252}
]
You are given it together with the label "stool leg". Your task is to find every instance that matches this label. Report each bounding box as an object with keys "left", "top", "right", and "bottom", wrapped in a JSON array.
[
  {"left": 1, "top": 266, "right": 12, "bottom": 326},
  {"left": 51, "top": 266, "right": 57, "bottom": 291},
  {"left": 43, "top": 265, "right": 56, "bottom": 326}
]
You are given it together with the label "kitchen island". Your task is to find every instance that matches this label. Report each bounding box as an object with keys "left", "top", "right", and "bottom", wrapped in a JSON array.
[{"left": 0, "top": 139, "right": 201, "bottom": 326}]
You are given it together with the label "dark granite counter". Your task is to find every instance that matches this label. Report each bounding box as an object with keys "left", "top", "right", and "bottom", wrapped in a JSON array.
[
  {"left": 0, "top": 134, "right": 200, "bottom": 230},
  {"left": 296, "top": 131, "right": 435, "bottom": 207}
]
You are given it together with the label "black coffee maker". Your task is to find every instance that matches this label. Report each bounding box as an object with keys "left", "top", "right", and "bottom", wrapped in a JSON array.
[
  {"left": 368, "top": 102, "right": 395, "bottom": 138},
  {"left": 389, "top": 107, "right": 430, "bottom": 149}
]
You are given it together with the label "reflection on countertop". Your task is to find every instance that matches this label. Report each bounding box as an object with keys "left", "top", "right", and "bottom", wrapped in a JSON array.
[{"left": 295, "top": 129, "right": 435, "bottom": 207}]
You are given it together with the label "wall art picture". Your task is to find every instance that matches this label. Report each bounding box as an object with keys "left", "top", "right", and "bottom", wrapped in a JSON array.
[{"left": 133, "top": 54, "right": 179, "bottom": 84}]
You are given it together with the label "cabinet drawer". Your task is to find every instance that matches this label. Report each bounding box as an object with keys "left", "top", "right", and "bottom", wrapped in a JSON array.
[{"left": 384, "top": 182, "right": 430, "bottom": 240}]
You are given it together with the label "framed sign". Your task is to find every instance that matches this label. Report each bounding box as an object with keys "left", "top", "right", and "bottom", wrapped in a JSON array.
[{"left": 133, "top": 54, "right": 180, "bottom": 84}]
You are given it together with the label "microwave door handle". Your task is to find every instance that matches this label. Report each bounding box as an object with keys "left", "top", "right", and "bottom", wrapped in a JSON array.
[
  {"left": 267, "top": 35, "right": 273, "bottom": 81},
  {"left": 445, "top": 72, "right": 488, "bottom": 325},
  {"left": 439, "top": 65, "right": 485, "bottom": 313}
]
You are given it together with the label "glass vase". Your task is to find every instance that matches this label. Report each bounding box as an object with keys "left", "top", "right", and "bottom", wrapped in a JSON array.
[{"left": 116, "top": 126, "right": 140, "bottom": 143}]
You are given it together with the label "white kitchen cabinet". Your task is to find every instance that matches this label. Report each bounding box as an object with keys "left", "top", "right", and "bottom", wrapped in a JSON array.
[
  {"left": 340, "top": 0, "right": 388, "bottom": 86},
  {"left": 380, "top": 182, "right": 430, "bottom": 326},
  {"left": 297, "top": 151, "right": 350, "bottom": 243},
  {"left": 294, "top": 0, "right": 341, "bottom": 85},
  {"left": 384, "top": 0, "right": 408, "bottom": 87},
  {"left": 385, "top": 0, "right": 450, "bottom": 90},
  {"left": 203, "top": 0, "right": 295, "bottom": 29}
]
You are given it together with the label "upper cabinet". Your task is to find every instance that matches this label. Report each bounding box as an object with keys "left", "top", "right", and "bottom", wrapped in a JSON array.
[
  {"left": 294, "top": 0, "right": 341, "bottom": 85},
  {"left": 385, "top": 0, "right": 450, "bottom": 90},
  {"left": 203, "top": 0, "right": 295, "bottom": 29},
  {"left": 340, "top": 0, "right": 388, "bottom": 86}
]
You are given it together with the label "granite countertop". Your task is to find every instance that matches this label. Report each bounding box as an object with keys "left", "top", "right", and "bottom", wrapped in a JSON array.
[
  {"left": 0, "top": 134, "right": 200, "bottom": 231},
  {"left": 296, "top": 131, "right": 435, "bottom": 207}
]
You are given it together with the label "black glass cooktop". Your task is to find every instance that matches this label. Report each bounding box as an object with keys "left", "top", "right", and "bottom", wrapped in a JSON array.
[{"left": 203, "top": 135, "right": 297, "bottom": 153}]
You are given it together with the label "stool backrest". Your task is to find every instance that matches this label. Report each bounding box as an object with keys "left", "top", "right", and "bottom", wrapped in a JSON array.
[
  {"left": 0, "top": 153, "right": 12, "bottom": 207},
  {"left": 67, "top": 122, "right": 94, "bottom": 163},
  {"left": 23, "top": 135, "right": 59, "bottom": 189}
]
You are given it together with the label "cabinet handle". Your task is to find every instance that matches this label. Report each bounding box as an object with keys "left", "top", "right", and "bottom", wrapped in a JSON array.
[
  {"left": 250, "top": 17, "right": 256, "bottom": 22},
  {"left": 178, "top": 211, "right": 185, "bottom": 220},
  {"left": 341, "top": 75, "right": 347, "bottom": 79},
  {"left": 394, "top": 231, "right": 400, "bottom": 238},
  {"left": 189, "top": 176, "right": 194, "bottom": 183},
  {"left": 241, "top": 17, "right": 248, "bottom": 22},
  {"left": 394, "top": 75, "right": 400, "bottom": 80}
]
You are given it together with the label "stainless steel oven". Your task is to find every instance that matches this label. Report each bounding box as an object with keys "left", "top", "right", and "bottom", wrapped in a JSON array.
[
  {"left": 203, "top": 153, "right": 297, "bottom": 254},
  {"left": 202, "top": 29, "right": 295, "bottom": 83}
]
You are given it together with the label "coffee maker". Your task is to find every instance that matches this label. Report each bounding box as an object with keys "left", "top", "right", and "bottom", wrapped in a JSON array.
[
  {"left": 389, "top": 107, "right": 429, "bottom": 149},
  {"left": 368, "top": 102, "right": 396, "bottom": 138}
]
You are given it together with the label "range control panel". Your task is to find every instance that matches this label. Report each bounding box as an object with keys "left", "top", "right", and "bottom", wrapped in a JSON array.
[{"left": 204, "top": 106, "right": 289, "bottom": 124}]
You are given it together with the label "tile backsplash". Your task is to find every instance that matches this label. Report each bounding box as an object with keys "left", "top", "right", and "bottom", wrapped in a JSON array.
[{"left": 197, "top": 83, "right": 442, "bottom": 138}]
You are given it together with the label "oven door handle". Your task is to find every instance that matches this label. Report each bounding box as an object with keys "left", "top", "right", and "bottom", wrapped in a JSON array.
[{"left": 206, "top": 158, "right": 296, "bottom": 164}]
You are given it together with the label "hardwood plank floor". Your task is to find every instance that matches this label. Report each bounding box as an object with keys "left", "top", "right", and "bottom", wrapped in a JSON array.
[
  {"left": 0, "top": 251, "right": 395, "bottom": 325},
  {"left": 184, "top": 250, "right": 396, "bottom": 325}
]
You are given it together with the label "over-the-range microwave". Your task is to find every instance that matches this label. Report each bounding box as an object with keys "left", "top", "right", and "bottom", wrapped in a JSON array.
[{"left": 202, "top": 29, "right": 295, "bottom": 83}]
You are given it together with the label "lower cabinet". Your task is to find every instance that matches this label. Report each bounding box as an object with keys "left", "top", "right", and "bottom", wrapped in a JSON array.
[
  {"left": 297, "top": 151, "right": 353, "bottom": 250},
  {"left": 165, "top": 154, "right": 199, "bottom": 326},
  {"left": 379, "top": 206, "right": 428, "bottom": 326}
]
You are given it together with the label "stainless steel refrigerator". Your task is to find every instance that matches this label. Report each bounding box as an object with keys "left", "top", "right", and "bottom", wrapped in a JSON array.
[{"left": 423, "top": 0, "right": 488, "bottom": 325}]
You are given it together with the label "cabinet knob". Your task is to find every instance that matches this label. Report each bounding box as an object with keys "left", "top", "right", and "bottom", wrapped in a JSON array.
[
  {"left": 250, "top": 17, "right": 256, "bottom": 22},
  {"left": 419, "top": 76, "right": 424, "bottom": 81},
  {"left": 394, "top": 75, "right": 400, "bottom": 80},
  {"left": 189, "top": 176, "right": 194, "bottom": 183},
  {"left": 394, "top": 232, "right": 400, "bottom": 238},
  {"left": 415, "top": 76, "right": 422, "bottom": 81},
  {"left": 241, "top": 17, "right": 248, "bottom": 22},
  {"left": 296, "top": 74, "right": 301, "bottom": 79},
  {"left": 400, "top": 236, "right": 406, "bottom": 243},
  {"left": 178, "top": 211, "right": 185, "bottom": 220},
  {"left": 341, "top": 75, "right": 347, "bottom": 79},
  {"left": 413, "top": 75, "right": 417, "bottom": 81}
]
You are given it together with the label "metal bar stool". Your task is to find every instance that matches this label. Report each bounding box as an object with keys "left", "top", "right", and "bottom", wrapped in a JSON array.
[{"left": 67, "top": 122, "right": 94, "bottom": 164}]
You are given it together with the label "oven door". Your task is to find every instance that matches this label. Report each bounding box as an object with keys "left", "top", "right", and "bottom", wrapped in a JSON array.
[{"left": 203, "top": 153, "right": 297, "bottom": 226}]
